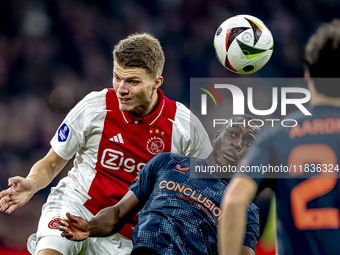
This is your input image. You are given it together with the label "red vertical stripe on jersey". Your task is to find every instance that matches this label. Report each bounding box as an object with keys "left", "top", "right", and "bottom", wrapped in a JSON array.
[{"left": 84, "top": 89, "right": 177, "bottom": 239}]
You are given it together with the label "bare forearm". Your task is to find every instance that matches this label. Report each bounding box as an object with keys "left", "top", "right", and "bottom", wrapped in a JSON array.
[
  {"left": 87, "top": 191, "right": 141, "bottom": 237},
  {"left": 219, "top": 177, "right": 258, "bottom": 255},
  {"left": 59, "top": 191, "right": 140, "bottom": 240},
  {"left": 88, "top": 206, "right": 124, "bottom": 237},
  {"left": 26, "top": 148, "right": 68, "bottom": 193},
  {"left": 26, "top": 160, "right": 59, "bottom": 192},
  {"left": 219, "top": 201, "right": 247, "bottom": 255}
]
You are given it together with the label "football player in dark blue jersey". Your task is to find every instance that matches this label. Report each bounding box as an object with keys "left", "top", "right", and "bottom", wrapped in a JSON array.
[
  {"left": 58, "top": 115, "right": 261, "bottom": 255},
  {"left": 219, "top": 19, "right": 340, "bottom": 255}
]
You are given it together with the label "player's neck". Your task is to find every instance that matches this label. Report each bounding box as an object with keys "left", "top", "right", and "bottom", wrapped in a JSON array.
[
  {"left": 309, "top": 84, "right": 340, "bottom": 107},
  {"left": 145, "top": 92, "right": 160, "bottom": 117},
  {"left": 205, "top": 153, "right": 217, "bottom": 166}
]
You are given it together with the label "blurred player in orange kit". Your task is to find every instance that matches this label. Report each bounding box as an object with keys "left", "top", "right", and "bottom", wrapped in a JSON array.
[
  {"left": 0, "top": 33, "right": 212, "bottom": 255},
  {"left": 219, "top": 19, "right": 340, "bottom": 255}
]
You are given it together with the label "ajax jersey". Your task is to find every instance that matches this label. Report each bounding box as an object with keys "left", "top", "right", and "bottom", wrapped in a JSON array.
[{"left": 50, "top": 88, "right": 212, "bottom": 239}]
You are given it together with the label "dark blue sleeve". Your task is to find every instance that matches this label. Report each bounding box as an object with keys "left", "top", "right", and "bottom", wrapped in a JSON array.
[
  {"left": 237, "top": 126, "right": 278, "bottom": 192},
  {"left": 243, "top": 203, "right": 260, "bottom": 251},
  {"left": 129, "top": 153, "right": 170, "bottom": 203}
]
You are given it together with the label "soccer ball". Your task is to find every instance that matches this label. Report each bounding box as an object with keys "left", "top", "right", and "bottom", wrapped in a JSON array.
[{"left": 214, "top": 15, "right": 274, "bottom": 74}]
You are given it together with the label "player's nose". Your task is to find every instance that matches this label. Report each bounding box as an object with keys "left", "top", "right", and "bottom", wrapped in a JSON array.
[
  {"left": 116, "top": 80, "right": 129, "bottom": 94},
  {"left": 231, "top": 138, "right": 242, "bottom": 151}
]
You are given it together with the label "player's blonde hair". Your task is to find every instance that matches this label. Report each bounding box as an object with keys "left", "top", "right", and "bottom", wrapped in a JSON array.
[{"left": 113, "top": 33, "right": 165, "bottom": 78}]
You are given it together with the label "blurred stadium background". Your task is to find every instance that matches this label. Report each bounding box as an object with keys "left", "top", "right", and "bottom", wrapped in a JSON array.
[{"left": 0, "top": 0, "right": 339, "bottom": 254}]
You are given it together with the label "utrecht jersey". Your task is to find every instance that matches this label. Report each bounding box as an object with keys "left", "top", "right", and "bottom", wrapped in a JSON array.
[
  {"left": 242, "top": 105, "right": 340, "bottom": 255},
  {"left": 50, "top": 88, "right": 212, "bottom": 239},
  {"left": 129, "top": 153, "right": 259, "bottom": 255}
]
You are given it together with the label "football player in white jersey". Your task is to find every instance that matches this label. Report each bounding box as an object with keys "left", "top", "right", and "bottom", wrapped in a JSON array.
[{"left": 0, "top": 33, "right": 212, "bottom": 255}]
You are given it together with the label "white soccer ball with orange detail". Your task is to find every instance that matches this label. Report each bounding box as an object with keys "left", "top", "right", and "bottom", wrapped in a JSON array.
[{"left": 214, "top": 15, "right": 274, "bottom": 74}]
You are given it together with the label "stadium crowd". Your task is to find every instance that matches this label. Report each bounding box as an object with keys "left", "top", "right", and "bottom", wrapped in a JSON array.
[{"left": 0, "top": 0, "right": 340, "bottom": 252}]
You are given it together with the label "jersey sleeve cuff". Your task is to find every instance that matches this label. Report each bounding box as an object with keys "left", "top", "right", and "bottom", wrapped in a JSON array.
[
  {"left": 242, "top": 239, "right": 257, "bottom": 252},
  {"left": 128, "top": 185, "right": 143, "bottom": 201},
  {"left": 50, "top": 142, "right": 74, "bottom": 160}
]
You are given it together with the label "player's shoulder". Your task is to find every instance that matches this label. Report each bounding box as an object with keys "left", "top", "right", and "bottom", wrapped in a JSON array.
[
  {"left": 282, "top": 105, "right": 340, "bottom": 125},
  {"left": 253, "top": 124, "right": 282, "bottom": 147},
  {"left": 146, "top": 152, "right": 172, "bottom": 167},
  {"left": 160, "top": 92, "right": 202, "bottom": 127},
  {"left": 75, "top": 89, "right": 108, "bottom": 109},
  {"left": 172, "top": 101, "right": 207, "bottom": 132},
  {"left": 161, "top": 96, "right": 190, "bottom": 120},
  {"left": 152, "top": 152, "right": 172, "bottom": 161},
  {"left": 173, "top": 101, "right": 194, "bottom": 121},
  {"left": 153, "top": 152, "right": 191, "bottom": 168},
  {"left": 154, "top": 152, "right": 189, "bottom": 162},
  {"left": 67, "top": 89, "right": 108, "bottom": 119},
  {"left": 254, "top": 111, "right": 303, "bottom": 144},
  {"left": 145, "top": 153, "right": 190, "bottom": 174},
  {"left": 82, "top": 89, "right": 108, "bottom": 104},
  {"left": 258, "top": 105, "right": 337, "bottom": 143}
]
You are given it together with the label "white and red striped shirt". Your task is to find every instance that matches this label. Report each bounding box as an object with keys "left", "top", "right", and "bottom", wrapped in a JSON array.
[{"left": 51, "top": 88, "right": 212, "bottom": 238}]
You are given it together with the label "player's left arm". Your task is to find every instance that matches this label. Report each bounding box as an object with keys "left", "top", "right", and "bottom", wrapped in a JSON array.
[
  {"left": 87, "top": 190, "right": 143, "bottom": 238},
  {"left": 59, "top": 190, "right": 144, "bottom": 241},
  {"left": 218, "top": 175, "right": 258, "bottom": 255},
  {"left": 59, "top": 153, "right": 167, "bottom": 241}
]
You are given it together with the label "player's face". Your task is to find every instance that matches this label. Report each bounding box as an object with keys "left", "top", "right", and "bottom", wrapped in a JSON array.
[
  {"left": 212, "top": 124, "right": 257, "bottom": 167},
  {"left": 112, "top": 62, "right": 163, "bottom": 117}
]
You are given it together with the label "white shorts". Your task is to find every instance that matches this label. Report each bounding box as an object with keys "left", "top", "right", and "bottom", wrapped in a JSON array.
[{"left": 27, "top": 177, "right": 133, "bottom": 255}]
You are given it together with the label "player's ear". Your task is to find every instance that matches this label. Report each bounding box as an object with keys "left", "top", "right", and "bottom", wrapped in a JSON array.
[{"left": 154, "top": 76, "right": 163, "bottom": 89}]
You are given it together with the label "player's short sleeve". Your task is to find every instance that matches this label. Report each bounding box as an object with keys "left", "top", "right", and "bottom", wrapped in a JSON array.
[
  {"left": 129, "top": 153, "right": 170, "bottom": 203},
  {"left": 243, "top": 203, "right": 260, "bottom": 251},
  {"left": 171, "top": 102, "right": 212, "bottom": 158},
  {"left": 50, "top": 90, "right": 107, "bottom": 160}
]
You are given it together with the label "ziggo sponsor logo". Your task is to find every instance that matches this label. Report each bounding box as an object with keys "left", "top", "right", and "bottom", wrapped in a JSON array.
[
  {"left": 159, "top": 180, "right": 222, "bottom": 220},
  {"left": 101, "top": 149, "right": 146, "bottom": 173}
]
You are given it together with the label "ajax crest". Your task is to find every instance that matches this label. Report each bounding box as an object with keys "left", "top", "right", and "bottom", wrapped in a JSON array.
[
  {"left": 48, "top": 217, "right": 62, "bottom": 229},
  {"left": 146, "top": 136, "right": 165, "bottom": 155}
]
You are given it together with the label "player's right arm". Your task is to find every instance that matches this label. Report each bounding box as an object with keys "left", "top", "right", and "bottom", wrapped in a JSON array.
[
  {"left": 0, "top": 148, "right": 68, "bottom": 214},
  {"left": 219, "top": 176, "right": 258, "bottom": 255},
  {"left": 0, "top": 91, "right": 107, "bottom": 215}
]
